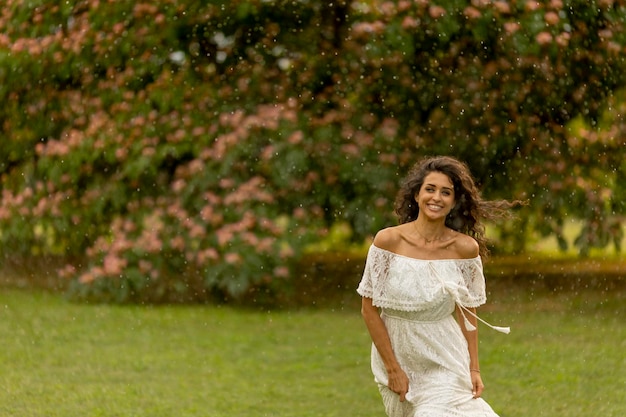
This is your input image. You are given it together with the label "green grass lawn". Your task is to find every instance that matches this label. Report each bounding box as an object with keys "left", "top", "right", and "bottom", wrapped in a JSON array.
[{"left": 1, "top": 286, "right": 625, "bottom": 417}]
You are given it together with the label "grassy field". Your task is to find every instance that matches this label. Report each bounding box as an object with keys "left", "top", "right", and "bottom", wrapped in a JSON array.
[{"left": 1, "top": 285, "right": 625, "bottom": 417}]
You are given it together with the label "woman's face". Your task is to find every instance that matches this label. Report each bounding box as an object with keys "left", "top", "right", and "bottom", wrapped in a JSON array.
[{"left": 415, "top": 171, "right": 455, "bottom": 220}]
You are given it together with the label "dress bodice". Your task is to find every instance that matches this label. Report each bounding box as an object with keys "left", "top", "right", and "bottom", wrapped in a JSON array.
[{"left": 357, "top": 245, "right": 487, "bottom": 312}]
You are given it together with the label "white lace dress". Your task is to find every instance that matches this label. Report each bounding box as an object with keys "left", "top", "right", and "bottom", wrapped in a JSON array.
[{"left": 357, "top": 245, "right": 504, "bottom": 417}]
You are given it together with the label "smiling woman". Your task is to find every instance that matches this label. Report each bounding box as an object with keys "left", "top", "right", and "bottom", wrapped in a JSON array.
[{"left": 358, "top": 155, "right": 524, "bottom": 417}]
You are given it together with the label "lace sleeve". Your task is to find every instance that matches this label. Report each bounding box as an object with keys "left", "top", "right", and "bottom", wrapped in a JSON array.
[
  {"left": 455, "top": 257, "right": 487, "bottom": 308},
  {"left": 356, "top": 245, "right": 390, "bottom": 299}
]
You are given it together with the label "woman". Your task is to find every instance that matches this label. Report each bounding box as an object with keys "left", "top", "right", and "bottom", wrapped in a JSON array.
[{"left": 357, "top": 156, "right": 520, "bottom": 417}]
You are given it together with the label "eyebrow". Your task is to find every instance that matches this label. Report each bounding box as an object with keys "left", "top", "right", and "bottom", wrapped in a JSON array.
[{"left": 425, "top": 183, "right": 453, "bottom": 191}]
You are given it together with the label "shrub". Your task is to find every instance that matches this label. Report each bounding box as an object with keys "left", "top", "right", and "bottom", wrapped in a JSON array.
[{"left": 1, "top": 1, "right": 625, "bottom": 303}]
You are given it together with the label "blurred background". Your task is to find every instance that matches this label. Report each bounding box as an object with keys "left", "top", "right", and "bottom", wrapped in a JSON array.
[{"left": 0, "top": 0, "right": 625, "bottom": 305}]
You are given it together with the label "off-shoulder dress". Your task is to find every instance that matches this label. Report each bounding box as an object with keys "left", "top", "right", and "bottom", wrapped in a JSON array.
[{"left": 357, "top": 244, "right": 504, "bottom": 417}]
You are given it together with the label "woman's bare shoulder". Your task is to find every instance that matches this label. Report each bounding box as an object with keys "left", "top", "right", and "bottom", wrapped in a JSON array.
[
  {"left": 453, "top": 232, "right": 479, "bottom": 258},
  {"left": 372, "top": 226, "right": 403, "bottom": 252}
]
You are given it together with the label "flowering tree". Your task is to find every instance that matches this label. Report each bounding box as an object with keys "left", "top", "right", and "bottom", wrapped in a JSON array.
[{"left": 1, "top": 1, "right": 625, "bottom": 302}]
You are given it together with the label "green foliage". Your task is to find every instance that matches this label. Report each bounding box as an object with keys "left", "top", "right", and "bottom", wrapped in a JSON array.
[{"left": 1, "top": 0, "right": 626, "bottom": 302}]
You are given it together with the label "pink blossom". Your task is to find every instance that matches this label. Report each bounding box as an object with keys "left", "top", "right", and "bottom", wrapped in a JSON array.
[
  {"left": 397, "top": 0, "right": 412, "bottom": 12},
  {"left": 45, "top": 140, "right": 70, "bottom": 156},
  {"left": 536, "top": 32, "right": 553, "bottom": 45},
  {"left": 35, "top": 143, "right": 45, "bottom": 155},
  {"left": 197, "top": 248, "right": 219, "bottom": 264},
  {"left": 79, "top": 272, "right": 96, "bottom": 284},
  {"left": 525, "top": 1, "right": 541, "bottom": 11},
  {"left": 0, "top": 207, "right": 10, "bottom": 220},
  {"left": 402, "top": 17, "right": 419, "bottom": 29},
  {"left": 261, "top": 145, "right": 276, "bottom": 160},
  {"left": 143, "top": 212, "right": 165, "bottom": 232},
  {"left": 353, "top": 131, "right": 374, "bottom": 147},
  {"left": 341, "top": 144, "right": 360, "bottom": 156},
  {"left": 224, "top": 177, "right": 274, "bottom": 205},
  {"left": 93, "top": 139, "right": 106, "bottom": 150},
  {"left": 556, "top": 32, "right": 570, "bottom": 47},
  {"left": 258, "top": 218, "right": 282, "bottom": 235},
  {"left": 57, "top": 264, "right": 77, "bottom": 279},
  {"left": 170, "top": 236, "right": 186, "bottom": 251},
  {"left": 504, "top": 22, "right": 520, "bottom": 34},
  {"left": 224, "top": 252, "right": 242, "bottom": 264},
  {"left": 550, "top": 0, "right": 564, "bottom": 8},
  {"left": 111, "top": 235, "right": 133, "bottom": 253},
  {"left": 352, "top": 21, "right": 386, "bottom": 38},
  {"left": 133, "top": 3, "right": 158, "bottom": 17},
  {"left": 545, "top": 11, "right": 559, "bottom": 25},
  {"left": 188, "top": 158, "right": 204, "bottom": 175},
  {"left": 256, "top": 105, "right": 282, "bottom": 129},
  {"left": 192, "top": 126, "right": 205, "bottom": 137},
  {"left": 171, "top": 179, "right": 186, "bottom": 193},
  {"left": 257, "top": 237, "right": 275, "bottom": 253},
  {"left": 203, "top": 192, "right": 221, "bottom": 205},
  {"left": 464, "top": 7, "right": 482, "bottom": 19},
  {"left": 200, "top": 205, "right": 217, "bottom": 224},
  {"left": 188, "top": 223, "right": 205, "bottom": 239},
  {"left": 149, "top": 268, "right": 160, "bottom": 280},
  {"left": 288, "top": 130, "right": 304, "bottom": 144},
  {"left": 293, "top": 207, "right": 306, "bottom": 220},
  {"left": 429, "top": 5, "right": 446, "bottom": 18},
  {"left": 219, "top": 177, "right": 236, "bottom": 189},
  {"left": 380, "top": 118, "right": 399, "bottom": 137},
  {"left": 216, "top": 228, "right": 234, "bottom": 246},
  {"left": 168, "top": 129, "right": 186, "bottom": 143},
  {"left": 103, "top": 253, "right": 127, "bottom": 276},
  {"left": 115, "top": 147, "right": 128, "bottom": 160},
  {"left": 79, "top": 266, "right": 103, "bottom": 284},
  {"left": 379, "top": 153, "right": 397, "bottom": 164},
  {"left": 10, "top": 38, "right": 26, "bottom": 53},
  {"left": 239, "top": 212, "right": 256, "bottom": 229},
  {"left": 167, "top": 203, "right": 187, "bottom": 220},
  {"left": 137, "top": 228, "right": 163, "bottom": 253},
  {"left": 66, "top": 129, "right": 83, "bottom": 147},
  {"left": 273, "top": 266, "right": 290, "bottom": 278},
  {"left": 123, "top": 220, "right": 136, "bottom": 232},
  {"left": 219, "top": 110, "right": 245, "bottom": 127},
  {"left": 607, "top": 41, "right": 621, "bottom": 54},
  {"left": 33, "top": 197, "right": 48, "bottom": 217}
]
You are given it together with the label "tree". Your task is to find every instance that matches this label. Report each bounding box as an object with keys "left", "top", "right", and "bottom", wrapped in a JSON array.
[{"left": 1, "top": 0, "right": 625, "bottom": 302}]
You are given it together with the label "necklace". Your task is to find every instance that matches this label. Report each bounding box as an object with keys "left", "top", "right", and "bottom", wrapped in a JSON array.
[{"left": 413, "top": 222, "right": 444, "bottom": 243}]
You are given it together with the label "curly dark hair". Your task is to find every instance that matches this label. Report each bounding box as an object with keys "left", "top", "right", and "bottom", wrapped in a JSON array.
[{"left": 394, "top": 156, "right": 522, "bottom": 257}]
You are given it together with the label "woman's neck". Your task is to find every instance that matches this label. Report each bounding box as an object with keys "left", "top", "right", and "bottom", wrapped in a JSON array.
[{"left": 412, "top": 217, "right": 447, "bottom": 243}]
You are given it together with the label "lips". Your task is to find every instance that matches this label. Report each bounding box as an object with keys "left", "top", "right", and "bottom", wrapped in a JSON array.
[{"left": 426, "top": 204, "right": 443, "bottom": 211}]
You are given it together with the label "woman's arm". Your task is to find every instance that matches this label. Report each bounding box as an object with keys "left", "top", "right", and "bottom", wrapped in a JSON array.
[
  {"left": 361, "top": 296, "right": 409, "bottom": 401},
  {"left": 456, "top": 305, "right": 485, "bottom": 398}
]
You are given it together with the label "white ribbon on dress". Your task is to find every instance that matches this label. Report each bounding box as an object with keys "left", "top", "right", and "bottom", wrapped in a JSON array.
[
  {"left": 456, "top": 303, "right": 511, "bottom": 334},
  {"left": 430, "top": 263, "right": 511, "bottom": 334}
]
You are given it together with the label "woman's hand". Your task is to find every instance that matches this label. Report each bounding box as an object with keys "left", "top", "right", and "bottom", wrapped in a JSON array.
[
  {"left": 471, "top": 371, "right": 484, "bottom": 398},
  {"left": 387, "top": 367, "right": 410, "bottom": 402}
]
